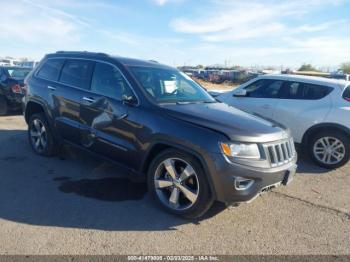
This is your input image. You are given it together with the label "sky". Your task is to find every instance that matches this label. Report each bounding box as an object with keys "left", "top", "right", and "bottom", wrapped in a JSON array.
[{"left": 0, "top": 0, "right": 349, "bottom": 68}]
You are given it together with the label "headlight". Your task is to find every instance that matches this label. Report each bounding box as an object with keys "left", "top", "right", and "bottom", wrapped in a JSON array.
[{"left": 220, "top": 142, "right": 260, "bottom": 159}]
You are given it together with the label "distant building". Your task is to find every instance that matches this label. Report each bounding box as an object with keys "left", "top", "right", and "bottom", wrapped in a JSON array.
[
  {"left": 0, "top": 57, "right": 38, "bottom": 68},
  {"left": 0, "top": 58, "right": 20, "bottom": 66},
  {"left": 15, "top": 61, "right": 39, "bottom": 68}
]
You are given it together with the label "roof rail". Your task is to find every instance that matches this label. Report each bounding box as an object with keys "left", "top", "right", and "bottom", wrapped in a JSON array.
[{"left": 55, "top": 51, "right": 109, "bottom": 57}]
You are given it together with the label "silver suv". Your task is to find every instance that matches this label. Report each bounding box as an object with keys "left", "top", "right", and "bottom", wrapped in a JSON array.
[{"left": 219, "top": 74, "right": 350, "bottom": 169}]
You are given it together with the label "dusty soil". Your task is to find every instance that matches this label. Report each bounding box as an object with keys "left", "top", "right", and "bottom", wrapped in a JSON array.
[{"left": 193, "top": 78, "right": 238, "bottom": 91}]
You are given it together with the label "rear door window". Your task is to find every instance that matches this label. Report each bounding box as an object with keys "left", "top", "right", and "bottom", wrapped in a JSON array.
[
  {"left": 280, "top": 82, "right": 303, "bottom": 99},
  {"left": 91, "top": 62, "right": 132, "bottom": 100},
  {"left": 36, "top": 59, "right": 65, "bottom": 81},
  {"left": 280, "top": 82, "right": 333, "bottom": 100},
  {"left": 59, "top": 59, "right": 94, "bottom": 90}
]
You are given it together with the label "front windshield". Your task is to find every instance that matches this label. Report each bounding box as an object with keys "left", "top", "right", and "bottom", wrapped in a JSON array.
[
  {"left": 5, "top": 68, "right": 31, "bottom": 79},
  {"left": 129, "top": 66, "right": 215, "bottom": 104}
]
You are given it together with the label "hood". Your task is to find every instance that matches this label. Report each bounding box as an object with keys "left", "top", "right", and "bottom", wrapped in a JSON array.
[{"left": 160, "top": 102, "right": 290, "bottom": 143}]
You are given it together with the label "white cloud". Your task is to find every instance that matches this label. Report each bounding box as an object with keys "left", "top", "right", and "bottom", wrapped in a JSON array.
[
  {"left": 170, "top": 0, "right": 348, "bottom": 40},
  {"left": 151, "top": 0, "right": 185, "bottom": 6},
  {"left": 202, "top": 23, "right": 285, "bottom": 42},
  {"left": 0, "top": 0, "right": 185, "bottom": 62},
  {"left": 0, "top": 0, "right": 85, "bottom": 45},
  {"left": 166, "top": 0, "right": 350, "bottom": 66},
  {"left": 283, "top": 36, "right": 350, "bottom": 63},
  {"left": 153, "top": 0, "right": 168, "bottom": 5}
]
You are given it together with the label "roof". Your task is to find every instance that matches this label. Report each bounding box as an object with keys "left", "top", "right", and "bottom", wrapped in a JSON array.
[
  {"left": 112, "top": 56, "right": 172, "bottom": 69},
  {"left": 47, "top": 51, "right": 172, "bottom": 69},
  {"left": 0, "top": 65, "right": 32, "bottom": 69},
  {"left": 258, "top": 74, "right": 349, "bottom": 89}
]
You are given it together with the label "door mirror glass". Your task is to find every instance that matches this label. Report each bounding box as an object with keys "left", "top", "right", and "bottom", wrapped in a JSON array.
[{"left": 233, "top": 89, "right": 247, "bottom": 97}]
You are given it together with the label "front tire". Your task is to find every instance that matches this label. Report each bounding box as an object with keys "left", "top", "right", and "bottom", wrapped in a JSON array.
[
  {"left": 147, "top": 149, "right": 214, "bottom": 219},
  {"left": 28, "top": 113, "right": 58, "bottom": 156},
  {"left": 309, "top": 131, "right": 349, "bottom": 169},
  {"left": 0, "top": 95, "right": 8, "bottom": 116}
]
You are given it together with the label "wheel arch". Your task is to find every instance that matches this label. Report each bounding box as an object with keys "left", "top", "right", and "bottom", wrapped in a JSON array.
[
  {"left": 302, "top": 123, "right": 350, "bottom": 146},
  {"left": 141, "top": 141, "right": 218, "bottom": 200},
  {"left": 24, "top": 100, "right": 48, "bottom": 124}
]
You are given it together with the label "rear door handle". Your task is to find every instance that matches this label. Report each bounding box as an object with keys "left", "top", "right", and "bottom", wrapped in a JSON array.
[
  {"left": 262, "top": 104, "right": 271, "bottom": 109},
  {"left": 47, "top": 85, "right": 56, "bottom": 91},
  {"left": 83, "top": 97, "right": 95, "bottom": 103},
  {"left": 116, "top": 113, "right": 128, "bottom": 120}
]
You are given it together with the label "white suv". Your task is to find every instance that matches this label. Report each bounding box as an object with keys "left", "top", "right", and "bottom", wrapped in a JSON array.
[{"left": 218, "top": 74, "right": 350, "bottom": 169}]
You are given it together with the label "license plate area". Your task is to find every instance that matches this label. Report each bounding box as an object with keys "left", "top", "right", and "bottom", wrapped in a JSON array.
[{"left": 282, "top": 165, "right": 297, "bottom": 185}]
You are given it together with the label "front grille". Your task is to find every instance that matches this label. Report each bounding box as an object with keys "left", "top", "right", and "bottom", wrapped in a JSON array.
[{"left": 263, "top": 138, "right": 296, "bottom": 167}]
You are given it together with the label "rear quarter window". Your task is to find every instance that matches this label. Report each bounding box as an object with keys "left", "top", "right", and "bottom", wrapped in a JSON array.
[
  {"left": 36, "top": 59, "right": 65, "bottom": 81},
  {"left": 279, "top": 82, "right": 333, "bottom": 100},
  {"left": 301, "top": 83, "right": 333, "bottom": 100}
]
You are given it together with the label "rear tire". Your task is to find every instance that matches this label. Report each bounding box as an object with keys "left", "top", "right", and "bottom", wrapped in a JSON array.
[
  {"left": 28, "top": 113, "right": 58, "bottom": 156},
  {"left": 0, "top": 95, "right": 8, "bottom": 116},
  {"left": 147, "top": 149, "right": 214, "bottom": 219},
  {"left": 308, "top": 131, "right": 349, "bottom": 169}
]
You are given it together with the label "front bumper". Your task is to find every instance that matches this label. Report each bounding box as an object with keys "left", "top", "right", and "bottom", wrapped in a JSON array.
[{"left": 208, "top": 153, "right": 297, "bottom": 204}]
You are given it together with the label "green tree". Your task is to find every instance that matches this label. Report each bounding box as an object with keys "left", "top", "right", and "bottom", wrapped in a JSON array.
[
  {"left": 298, "top": 64, "right": 317, "bottom": 71},
  {"left": 340, "top": 62, "right": 350, "bottom": 74}
]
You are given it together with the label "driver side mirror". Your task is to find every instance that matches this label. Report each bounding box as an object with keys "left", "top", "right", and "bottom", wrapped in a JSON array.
[
  {"left": 233, "top": 89, "right": 247, "bottom": 97},
  {"left": 122, "top": 94, "right": 137, "bottom": 106}
]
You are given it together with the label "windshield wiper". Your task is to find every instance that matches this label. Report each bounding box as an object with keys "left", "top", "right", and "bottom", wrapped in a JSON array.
[
  {"left": 202, "top": 100, "right": 217, "bottom": 103},
  {"left": 176, "top": 101, "right": 195, "bottom": 105},
  {"left": 176, "top": 100, "right": 217, "bottom": 105}
]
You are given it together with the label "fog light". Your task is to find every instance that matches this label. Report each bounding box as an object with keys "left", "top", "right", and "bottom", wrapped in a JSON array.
[{"left": 234, "top": 177, "right": 254, "bottom": 190}]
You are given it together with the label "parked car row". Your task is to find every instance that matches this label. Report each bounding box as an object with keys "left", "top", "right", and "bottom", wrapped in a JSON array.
[
  {"left": 0, "top": 66, "right": 32, "bottom": 115},
  {"left": 180, "top": 67, "right": 254, "bottom": 84}
]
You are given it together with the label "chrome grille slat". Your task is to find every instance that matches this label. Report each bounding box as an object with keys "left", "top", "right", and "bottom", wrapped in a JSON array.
[
  {"left": 277, "top": 144, "right": 283, "bottom": 162},
  {"left": 285, "top": 141, "right": 291, "bottom": 158},
  {"left": 281, "top": 142, "right": 288, "bottom": 159},
  {"left": 270, "top": 146, "right": 278, "bottom": 163},
  {"left": 264, "top": 138, "right": 295, "bottom": 167}
]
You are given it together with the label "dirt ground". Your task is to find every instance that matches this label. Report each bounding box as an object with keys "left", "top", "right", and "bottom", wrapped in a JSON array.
[{"left": 193, "top": 78, "right": 238, "bottom": 91}]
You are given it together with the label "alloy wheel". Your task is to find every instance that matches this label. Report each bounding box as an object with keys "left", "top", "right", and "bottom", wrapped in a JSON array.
[
  {"left": 313, "top": 136, "right": 346, "bottom": 165},
  {"left": 30, "top": 119, "right": 48, "bottom": 153},
  {"left": 154, "top": 158, "right": 199, "bottom": 211}
]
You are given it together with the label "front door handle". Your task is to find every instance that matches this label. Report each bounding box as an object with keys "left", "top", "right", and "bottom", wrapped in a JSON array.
[
  {"left": 47, "top": 85, "right": 56, "bottom": 91},
  {"left": 83, "top": 97, "right": 95, "bottom": 103},
  {"left": 262, "top": 104, "right": 270, "bottom": 109}
]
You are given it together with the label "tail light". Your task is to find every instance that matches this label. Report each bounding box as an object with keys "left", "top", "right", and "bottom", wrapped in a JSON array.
[
  {"left": 22, "top": 84, "right": 28, "bottom": 95},
  {"left": 11, "top": 84, "right": 23, "bottom": 94},
  {"left": 343, "top": 86, "right": 350, "bottom": 102}
]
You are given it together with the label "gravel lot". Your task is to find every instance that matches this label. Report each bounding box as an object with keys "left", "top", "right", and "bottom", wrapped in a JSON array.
[{"left": 0, "top": 114, "right": 349, "bottom": 255}]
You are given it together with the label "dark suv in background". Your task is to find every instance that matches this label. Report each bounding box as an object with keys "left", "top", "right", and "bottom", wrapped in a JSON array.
[
  {"left": 0, "top": 66, "right": 31, "bottom": 115},
  {"left": 24, "top": 51, "right": 297, "bottom": 218}
]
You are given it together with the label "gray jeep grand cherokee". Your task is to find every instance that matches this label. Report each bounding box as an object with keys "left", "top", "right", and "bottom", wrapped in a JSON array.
[{"left": 24, "top": 51, "right": 297, "bottom": 218}]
